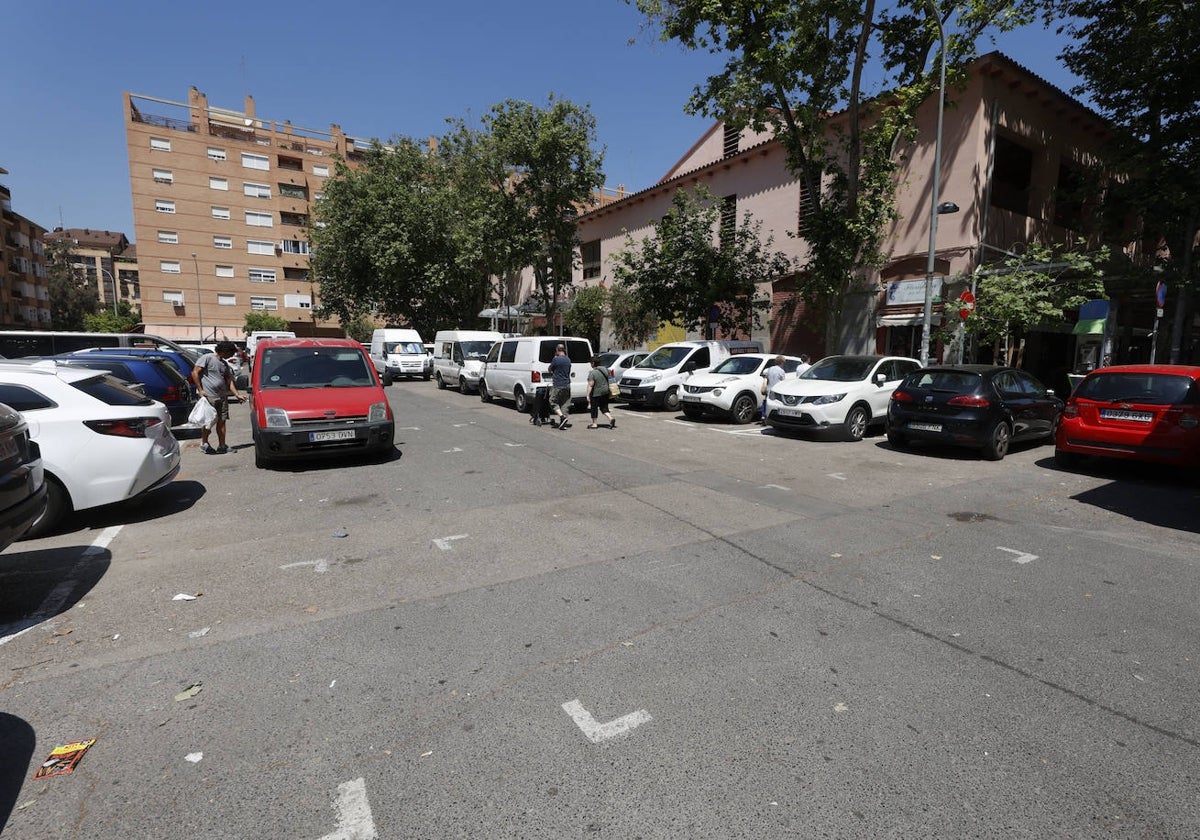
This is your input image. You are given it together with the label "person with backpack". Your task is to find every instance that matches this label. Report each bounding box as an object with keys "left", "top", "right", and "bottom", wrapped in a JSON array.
[{"left": 585, "top": 354, "right": 617, "bottom": 429}]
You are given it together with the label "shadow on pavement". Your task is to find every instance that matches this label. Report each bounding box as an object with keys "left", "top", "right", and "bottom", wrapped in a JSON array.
[
  {"left": 0, "top": 544, "right": 111, "bottom": 627},
  {"left": 0, "top": 713, "right": 35, "bottom": 834},
  {"left": 1036, "top": 456, "right": 1200, "bottom": 534},
  {"left": 57, "top": 480, "right": 207, "bottom": 535}
]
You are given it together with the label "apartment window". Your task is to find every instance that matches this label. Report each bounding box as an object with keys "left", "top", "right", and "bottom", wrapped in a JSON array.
[
  {"left": 581, "top": 240, "right": 600, "bottom": 280},
  {"left": 209, "top": 177, "right": 229, "bottom": 191},
  {"left": 155, "top": 199, "right": 175, "bottom": 214},
  {"left": 241, "top": 152, "right": 270, "bottom": 171},
  {"left": 991, "top": 135, "right": 1034, "bottom": 217},
  {"left": 723, "top": 124, "right": 739, "bottom": 157},
  {"left": 218, "top": 293, "right": 237, "bottom": 306},
  {"left": 285, "top": 294, "right": 312, "bottom": 309},
  {"left": 250, "top": 295, "right": 278, "bottom": 311},
  {"left": 249, "top": 268, "right": 277, "bottom": 283},
  {"left": 245, "top": 211, "right": 273, "bottom": 227},
  {"left": 215, "top": 265, "right": 234, "bottom": 278},
  {"left": 160, "top": 260, "right": 181, "bottom": 274},
  {"left": 213, "top": 235, "right": 233, "bottom": 249},
  {"left": 247, "top": 239, "right": 275, "bottom": 256},
  {"left": 211, "top": 206, "right": 231, "bottom": 220},
  {"left": 163, "top": 290, "right": 184, "bottom": 306},
  {"left": 152, "top": 168, "right": 173, "bottom": 184},
  {"left": 243, "top": 182, "right": 271, "bottom": 199},
  {"left": 207, "top": 147, "right": 227, "bottom": 162},
  {"left": 719, "top": 194, "right": 737, "bottom": 246},
  {"left": 279, "top": 183, "right": 307, "bottom": 200},
  {"left": 281, "top": 239, "right": 311, "bottom": 255},
  {"left": 313, "top": 164, "right": 330, "bottom": 177},
  {"left": 313, "top": 192, "right": 325, "bottom": 201},
  {"left": 150, "top": 137, "right": 171, "bottom": 152},
  {"left": 157, "top": 230, "right": 178, "bottom": 244}
]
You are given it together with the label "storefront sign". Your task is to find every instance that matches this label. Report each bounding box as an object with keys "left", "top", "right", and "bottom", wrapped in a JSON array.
[{"left": 885, "top": 277, "right": 943, "bottom": 306}]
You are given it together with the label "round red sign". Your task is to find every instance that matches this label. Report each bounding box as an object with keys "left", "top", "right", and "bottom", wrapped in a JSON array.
[{"left": 958, "top": 289, "right": 976, "bottom": 320}]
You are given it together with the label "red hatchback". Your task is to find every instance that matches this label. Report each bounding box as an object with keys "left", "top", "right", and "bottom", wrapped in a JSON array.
[
  {"left": 1055, "top": 364, "right": 1200, "bottom": 469},
  {"left": 250, "top": 338, "right": 395, "bottom": 468}
]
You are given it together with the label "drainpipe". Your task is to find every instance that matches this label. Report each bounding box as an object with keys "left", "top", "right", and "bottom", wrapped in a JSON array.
[{"left": 1169, "top": 209, "right": 1195, "bottom": 364}]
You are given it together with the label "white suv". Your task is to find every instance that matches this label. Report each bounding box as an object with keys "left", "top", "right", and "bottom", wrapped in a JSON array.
[
  {"left": 0, "top": 361, "right": 181, "bottom": 537},
  {"left": 765, "top": 355, "right": 920, "bottom": 440},
  {"left": 681, "top": 353, "right": 805, "bottom": 424}
]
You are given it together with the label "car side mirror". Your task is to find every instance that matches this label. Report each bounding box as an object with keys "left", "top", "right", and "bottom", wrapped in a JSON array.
[
  {"left": 874, "top": 373, "right": 886, "bottom": 385},
  {"left": 682, "top": 361, "right": 696, "bottom": 373}
]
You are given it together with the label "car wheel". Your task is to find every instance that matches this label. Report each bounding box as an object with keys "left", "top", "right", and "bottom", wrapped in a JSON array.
[
  {"left": 459, "top": 376, "right": 469, "bottom": 394},
  {"left": 730, "top": 394, "right": 757, "bottom": 425},
  {"left": 662, "top": 386, "right": 680, "bottom": 412},
  {"left": 382, "top": 371, "right": 393, "bottom": 387},
  {"left": 435, "top": 372, "right": 446, "bottom": 390},
  {"left": 479, "top": 380, "right": 492, "bottom": 403},
  {"left": 886, "top": 427, "right": 908, "bottom": 448},
  {"left": 24, "top": 476, "right": 70, "bottom": 539},
  {"left": 844, "top": 404, "right": 870, "bottom": 441},
  {"left": 983, "top": 420, "right": 1012, "bottom": 460},
  {"left": 254, "top": 445, "right": 268, "bottom": 469},
  {"left": 1054, "top": 447, "right": 1081, "bottom": 468},
  {"left": 424, "top": 373, "right": 431, "bottom": 381},
  {"left": 682, "top": 406, "right": 703, "bottom": 421},
  {"left": 514, "top": 387, "right": 529, "bottom": 414}
]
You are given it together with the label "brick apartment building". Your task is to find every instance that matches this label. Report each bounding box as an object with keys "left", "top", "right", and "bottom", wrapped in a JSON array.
[
  {"left": 44, "top": 228, "right": 140, "bottom": 313},
  {"left": 0, "top": 167, "right": 51, "bottom": 329},
  {"left": 123, "top": 88, "right": 371, "bottom": 342}
]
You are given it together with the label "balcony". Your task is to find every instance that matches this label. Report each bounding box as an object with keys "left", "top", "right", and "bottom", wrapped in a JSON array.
[
  {"left": 131, "top": 110, "right": 197, "bottom": 133},
  {"left": 278, "top": 155, "right": 304, "bottom": 172},
  {"left": 279, "top": 211, "right": 309, "bottom": 227},
  {"left": 209, "top": 122, "right": 256, "bottom": 143},
  {"left": 278, "top": 184, "right": 308, "bottom": 200}
]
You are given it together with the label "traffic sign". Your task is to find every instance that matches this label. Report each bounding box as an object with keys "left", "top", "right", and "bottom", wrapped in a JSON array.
[{"left": 958, "top": 289, "right": 976, "bottom": 320}]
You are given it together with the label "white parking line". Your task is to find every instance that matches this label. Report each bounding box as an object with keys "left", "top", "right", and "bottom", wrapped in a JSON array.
[
  {"left": 432, "top": 534, "right": 468, "bottom": 551},
  {"left": 997, "top": 546, "right": 1038, "bottom": 564},
  {"left": 317, "top": 777, "right": 377, "bottom": 840},
  {"left": 562, "top": 698, "right": 652, "bottom": 744}
]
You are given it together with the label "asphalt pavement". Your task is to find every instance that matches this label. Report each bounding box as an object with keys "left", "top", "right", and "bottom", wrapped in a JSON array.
[{"left": 2, "top": 381, "right": 1198, "bottom": 838}]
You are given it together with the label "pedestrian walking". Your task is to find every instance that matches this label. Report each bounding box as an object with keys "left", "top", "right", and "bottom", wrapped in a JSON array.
[
  {"left": 190, "top": 340, "right": 242, "bottom": 453},
  {"left": 585, "top": 354, "right": 617, "bottom": 429},
  {"left": 548, "top": 343, "right": 573, "bottom": 430},
  {"left": 760, "top": 355, "right": 788, "bottom": 423},
  {"left": 795, "top": 353, "right": 812, "bottom": 376}
]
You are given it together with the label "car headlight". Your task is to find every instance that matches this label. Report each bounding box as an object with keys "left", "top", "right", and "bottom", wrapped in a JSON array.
[
  {"left": 264, "top": 406, "right": 291, "bottom": 428},
  {"left": 712, "top": 388, "right": 724, "bottom": 397},
  {"left": 641, "top": 372, "right": 661, "bottom": 384},
  {"left": 368, "top": 401, "right": 389, "bottom": 422},
  {"left": 812, "top": 393, "right": 847, "bottom": 405}
]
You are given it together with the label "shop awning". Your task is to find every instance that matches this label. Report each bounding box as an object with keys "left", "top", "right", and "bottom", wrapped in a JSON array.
[
  {"left": 1071, "top": 318, "right": 1107, "bottom": 335},
  {"left": 876, "top": 313, "right": 943, "bottom": 327}
]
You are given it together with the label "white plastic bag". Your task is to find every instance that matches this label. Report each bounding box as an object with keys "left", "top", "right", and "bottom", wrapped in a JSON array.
[{"left": 188, "top": 397, "right": 217, "bottom": 429}]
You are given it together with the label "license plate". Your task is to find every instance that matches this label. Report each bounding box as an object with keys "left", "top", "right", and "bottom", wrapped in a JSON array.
[
  {"left": 1100, "top": 409, "right": 1153, "bottom": 423},
  {"left": 909, "top": 422, "right": 942, "bottom": 432},
  {"left": 681, "top": 394, "right": 701, "bottom": 402},
  {"left": 309, "top": 429, "right": 357, "bottom": 442},
  {"left": 779, "top": 407, "right": 805, "bottom": 417}
]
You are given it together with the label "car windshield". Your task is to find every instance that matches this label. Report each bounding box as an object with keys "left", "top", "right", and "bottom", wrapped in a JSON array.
[
  {"left": 388, "top": 342, "right": 424, "bottom": 355},
  {"left": 1074, "top": 372, "right": 1193, "bottom": 405},
  {"left": 637, "top": 346, "right": 691, "bottom": 370},
  {"left": 71, "top": 374, "right": 155, "bottom": 406},
  {"left": 904, "top": 370, "right": 982, "bottom": 393},
  {"left": 800, "top": 357, "right": 876, "bottom": 382},
  {"left": 259, "top": 347, "right": 376, "bottom": 389},
  {"left": 460, "top": 341, "right": 493, "bottom": 360},
  {"left": 711, "top": 357, "right": 764, "bottom": 376}
]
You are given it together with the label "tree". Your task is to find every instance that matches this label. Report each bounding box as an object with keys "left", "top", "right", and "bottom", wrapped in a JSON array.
[
  {"left": 45, "top": 238, "right": 98, "bottom": 330},
  {"left": 1052, "top": 0, "right": 1200, "bottom": 362},
  {"left": 83, "top": 300, "right": 140, "bottom": 333},
  {"left": 610, "top": 186, "right": 792, "bottom": 338},
  {"left": 606, "top": 284, "right": 659, "bottom": 348},
  {"left": 340, "top": 314, "right": 377, "bottom": 344},
  {"left": 632, "top": 0, "right": 1042, "bottom": 351},
  {"left": 562, "top": 285, "right": 608, "bottom": 349},
  {"left": 243, "top": 311, "right": 291, "bottom": 334}
]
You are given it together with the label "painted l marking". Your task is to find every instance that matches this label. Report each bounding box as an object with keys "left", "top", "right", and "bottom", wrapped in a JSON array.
[
  {"left": 432, "top": 534, "right": 468, "bottom": 551},
  {"left": 562, "top": 698, "right": 651, "bottom": 744},
  {"left": 317, "top": 777, "right": 377, "bottom": 840},
  {"left": 997, "top": 546, "right": 1038, "bottom": 564}
]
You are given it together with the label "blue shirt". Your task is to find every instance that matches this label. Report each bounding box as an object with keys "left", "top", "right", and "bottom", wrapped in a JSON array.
[{"left": 549, "top": 354, "right": 572, "bottom": 388}]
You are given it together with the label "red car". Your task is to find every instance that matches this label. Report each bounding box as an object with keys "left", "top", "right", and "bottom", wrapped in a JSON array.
[
  {"left": 249, "top": 338, "right": 395, "bottom": 468},
  {"left": 1055, "top": 364, "right": 1200, "bottom": 469}
]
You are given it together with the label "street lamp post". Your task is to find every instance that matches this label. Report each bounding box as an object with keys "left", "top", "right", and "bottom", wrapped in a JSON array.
[
  {"left": 98, "top": 267, "right": 118, "bottom": 315},
  {"left": 919, "top": 2, "right": 950, "bottom": 368},
  {"left": 191, "top": 253, "right": 205, "bottom": 342}
]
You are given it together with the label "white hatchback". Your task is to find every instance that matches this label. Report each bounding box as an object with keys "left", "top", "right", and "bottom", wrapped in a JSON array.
[
  {"left": 681, "top": 353, "right": 805, "bottom": 424},
  {"left": 0, "top": 361, "right": 181, "bottom": 537},
  {"left": 764, "top": 355, "right": 921, "bottom": 440}
]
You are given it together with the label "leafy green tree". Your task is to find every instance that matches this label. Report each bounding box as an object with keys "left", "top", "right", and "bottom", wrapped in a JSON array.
[
  {"left": 606, "top": 284, "right": 659, "bottom": 348},
  {"left": 562, "top": 284, "right": 608, "bottom": 349},
  {"left": 633, "top": 0, "right": 1042, "bottom": 351},
  {"left": 45, "top": 238, "right": 98, "bottom": 330},
  {"left": 1051, "top": 0, "right": 1200, "bottom": 362},
  {"left": 340, "top": 314, "right": 377, "bottom": 344},
  {"left": 83, "top": 300, "right": 140, "bottom": 333},
  {"left": 243, "top": 311, "right": 291, "bottom": 334},
  {"left": 610, "top": 186, "right": 792, "bottom": 338}
]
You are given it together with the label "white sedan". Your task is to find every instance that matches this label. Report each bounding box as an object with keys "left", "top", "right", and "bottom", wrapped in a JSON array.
[
  {"left": 0, "top": 361, "right": 181, "bottom": 537},
  {"left": 764, "top": 355, "right": 921, "bottom": 440},
  {"left": 681, "top": 353, "right": 805, "bottom": 424}
]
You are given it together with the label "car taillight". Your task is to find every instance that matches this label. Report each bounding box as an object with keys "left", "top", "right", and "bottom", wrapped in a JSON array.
[
  {"left": 608, "top": 368, "right": 615, "bottom": 379},
  {"left": 892, "top": 390, "right": 914, "bottom": 403},
  {"left": 1178, "top": 412, "right": 1199, "bottom": 429},
  {"left": 84, "top": 417, "right": 162, "bottom": 438},
  {"left": 1063, "top": 404, "right": 1079, "bottom": 418},
  {"left": 531, "top": 370, "right": 542, "bottom": 383},
  {"left": 163, "top": 384, "right": 184, "bottom": 402},
  {"left": 948, "top": 395, "right": 990, "bottom": 407}
]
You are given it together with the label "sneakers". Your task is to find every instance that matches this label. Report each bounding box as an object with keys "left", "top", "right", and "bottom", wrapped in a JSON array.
[
  {"left": 216, "top": 445, "right": 229, "bottom": 454},
  {"left": 609, "top": 418, "right": 617, "bottom": 430},
  {"left": 557, "top": 416, "right": 570, "bottom": 430},
  {"left": 200, "top": 443, "right": 215, "bottom": 454}
]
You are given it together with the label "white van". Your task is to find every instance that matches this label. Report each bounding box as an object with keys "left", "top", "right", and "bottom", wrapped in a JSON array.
[
  {"left": 479, "top": 336, "right": 594, "bottom": 412},
  {"left": 369, "top": 328, "right": 430, "bottom": 384},
  {"left": 432, "top": 329, "right": 502, "bottom": 393},
  {"left": 246, "top": 330, "right": 296, "bottom": 359},
  {"left": 618, "top": 340, "right": 763, "bottom": 411}
]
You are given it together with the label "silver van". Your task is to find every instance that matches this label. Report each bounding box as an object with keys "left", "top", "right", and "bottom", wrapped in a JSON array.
[
  {"left": 479, "top": 336, "right": 594, "bottom": 412},
  {"left": 432, "top": 329, "right": 502, "bottom": 393}
]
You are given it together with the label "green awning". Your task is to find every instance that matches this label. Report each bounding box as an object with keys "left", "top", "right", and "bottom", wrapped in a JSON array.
[{"left": 1072, "top": 318, "right": 1106, "bottom": 335}]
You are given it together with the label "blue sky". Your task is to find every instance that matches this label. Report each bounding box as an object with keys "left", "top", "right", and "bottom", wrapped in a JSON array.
[{"left": 1, "top": 0, "right": 1080, "bottom": 241}]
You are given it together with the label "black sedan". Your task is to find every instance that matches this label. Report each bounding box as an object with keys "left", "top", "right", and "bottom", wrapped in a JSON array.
[
  {"left": 0, "top": 402, "right": 47, "bottom": 550},
  {"left": 886, "top": 365, "right": 1062, "bottom": 460}
]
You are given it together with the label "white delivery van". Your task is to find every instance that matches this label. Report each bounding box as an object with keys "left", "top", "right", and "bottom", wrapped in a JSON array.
[
  {"left": 246, "top": 330, "right": 296, "bottom": 359},
  {"left": 432, "top": 329, "right": 502, "bottom": 393},
  {"left": 617, "top": 340, "right": 763, "bottom": 411},
  {"left": 369, "top": 328, "right": 430, "bottom": 384},
  {"left": 478, "top": 335, "right": 594, "bottom": 412}
]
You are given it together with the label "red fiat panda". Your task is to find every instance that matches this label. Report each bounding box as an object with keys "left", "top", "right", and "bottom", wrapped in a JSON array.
[{"left": 249, "top": 338, "right": 394, "bottom": 468}]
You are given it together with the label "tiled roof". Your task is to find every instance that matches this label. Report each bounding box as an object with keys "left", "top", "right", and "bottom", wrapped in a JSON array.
[{"left": 46, "top": 228, "right": 131, "bottom": 252}]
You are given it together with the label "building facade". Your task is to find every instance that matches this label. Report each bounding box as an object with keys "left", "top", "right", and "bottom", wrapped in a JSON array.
[
  {"left": 0, "top": 167, "right": 51, "bottom": 329},
  {"left": 123, "top": 88, "right": 368, "bottom": 342},
  {"left": 44, "top": 228, "right": 140, "bottom": 313}
]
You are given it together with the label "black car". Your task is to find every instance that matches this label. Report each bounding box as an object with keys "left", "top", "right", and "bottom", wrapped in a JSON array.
[
  {"left": 886, "top": 365, "right": 1062, "bottom": 460},
  {"left": 0, "top": 402, "right": 47, "bottom": 550}
]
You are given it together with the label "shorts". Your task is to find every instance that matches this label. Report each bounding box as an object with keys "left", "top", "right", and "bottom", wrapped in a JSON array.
[{"left": 207, "top": 396, "right": 230, "bottom": 421}]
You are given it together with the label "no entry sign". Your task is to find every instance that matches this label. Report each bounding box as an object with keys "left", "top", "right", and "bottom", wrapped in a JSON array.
[{"left": 958, "top": 289, "right": 976, "bottom": 320}]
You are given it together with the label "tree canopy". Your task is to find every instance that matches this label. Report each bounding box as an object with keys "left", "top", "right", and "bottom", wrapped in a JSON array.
[{"left": 45, "top": 239, "right": 98, "bottom": 330}]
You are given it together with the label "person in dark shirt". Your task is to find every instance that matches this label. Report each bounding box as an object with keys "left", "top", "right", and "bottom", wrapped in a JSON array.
[{"left": 548, "top": 344, "right": 573, "bottom": 430}]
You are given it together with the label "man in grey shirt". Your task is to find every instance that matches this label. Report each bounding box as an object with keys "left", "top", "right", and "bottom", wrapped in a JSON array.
[{"left": 190, "top": 340, "right": 243, "bottom": 453}]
